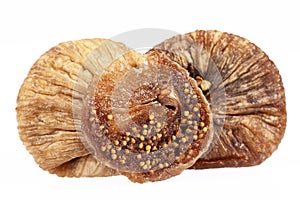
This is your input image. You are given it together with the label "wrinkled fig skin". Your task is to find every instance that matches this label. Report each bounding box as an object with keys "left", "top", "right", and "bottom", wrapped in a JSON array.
[
  {"left": 16, "top": 39, "right": 122, "bottom": 177},
  {"left": 153, "top": 30, "right": 287, "bottom": 169}
]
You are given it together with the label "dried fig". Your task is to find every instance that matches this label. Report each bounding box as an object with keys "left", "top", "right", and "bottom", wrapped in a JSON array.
[
  {"left": 153, "top": 30, "right": 287, "bottom": 169},
  {"left": 81, "top": 49, "right": 212, "bottom": 183},
  {"left": 16, "top": 39, "right": 130, "bottom": 177}
]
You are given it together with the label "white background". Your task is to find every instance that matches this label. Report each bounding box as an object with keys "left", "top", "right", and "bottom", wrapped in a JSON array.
[{"left": 0, "top": 0, "right": 299, "bottom": 199}]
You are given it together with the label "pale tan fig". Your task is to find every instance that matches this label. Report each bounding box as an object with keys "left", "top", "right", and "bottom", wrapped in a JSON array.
[{"left": 17, "top": 39, "right": 130, "bottom": 177}]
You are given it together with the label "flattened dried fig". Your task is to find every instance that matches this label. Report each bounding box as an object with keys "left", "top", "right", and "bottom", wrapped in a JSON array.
[
  {"left": 153, "top": 30, "right": 287, "bottom": 169},
  {"left": 16, "top": 39, "right": 129, "bottom": 177},
  {"left": 81, "top": 49, "right": 213, "bottom": 183}
]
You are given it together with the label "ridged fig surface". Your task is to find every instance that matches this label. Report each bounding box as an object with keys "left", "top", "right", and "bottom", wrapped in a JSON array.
[{"left": 153, "top": 30, "right": 287, "bottom": 169}]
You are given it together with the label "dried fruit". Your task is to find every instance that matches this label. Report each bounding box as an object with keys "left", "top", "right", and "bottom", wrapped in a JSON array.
[
  {"left": 81, "top": 49, "right": 212, "bottom": 182},
  {"left": 153, "top": 30, "right": 287, "bottom": 169},
  {"left": 16, "top": 39, "right": 129, "bottom": 177},
  {"left": 16, "top": 30, "right": 287, "bottom": 183}
]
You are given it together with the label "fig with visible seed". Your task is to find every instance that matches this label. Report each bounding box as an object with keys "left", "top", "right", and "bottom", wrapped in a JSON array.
[{"left": 81, "top": 49, "right": 212, "bottom": 183}]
